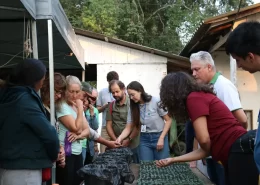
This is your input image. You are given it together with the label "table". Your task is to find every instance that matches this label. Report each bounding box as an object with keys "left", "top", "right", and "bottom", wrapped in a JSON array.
[{"left": 125, "top": 164, "right": 214, "bottom": 185}]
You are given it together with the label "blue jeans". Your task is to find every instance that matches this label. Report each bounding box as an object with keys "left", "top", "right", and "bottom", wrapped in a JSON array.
[
  {"left": 82, "top": 148, "right": 86, "bottom": 164},
  {"left": 139, "top": 132, "right": 169, "bottom": 161},
  {"left": 131, "top": 146, "right": 140, "bottom": 163},
  {"left": 206, "top": 158, "right": 226, "bottom": 185}
]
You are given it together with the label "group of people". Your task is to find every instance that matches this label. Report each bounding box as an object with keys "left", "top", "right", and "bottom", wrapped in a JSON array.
[
  {"left": 156, "top": 21, "right": 260, "bottom": 185},
  {"left": 0, "top": 62, "right": 172, "bottom": 184},
  {"left": 1, "top": 21, "right": 260, "bottom": 185}
]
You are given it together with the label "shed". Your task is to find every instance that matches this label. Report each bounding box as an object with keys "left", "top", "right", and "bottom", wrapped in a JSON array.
[{"left": 75, "top": 29, "right": 190, "bottom": 97}]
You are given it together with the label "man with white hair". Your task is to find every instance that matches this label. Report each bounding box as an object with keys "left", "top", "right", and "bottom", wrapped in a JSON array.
[
  {"left": 190, "top": 51, "right": 247, "bottom": 127},
  {"left": 188, "top": 51, "right": 247, "bottom": 185}
]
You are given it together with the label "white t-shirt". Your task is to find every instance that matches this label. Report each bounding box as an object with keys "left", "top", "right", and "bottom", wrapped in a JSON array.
[
  {"left": 214, "top": 75, "right": 242, "bottom": 111},
  {"left": 96, "top": 87, "right": 115, "bottom": 127}
]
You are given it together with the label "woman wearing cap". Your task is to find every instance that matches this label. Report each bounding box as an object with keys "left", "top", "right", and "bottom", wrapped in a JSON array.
[
  {"left": 0, "top": 59, "right": 60, "bottom": 185},
  {"left": 156, "top": 72, "right": 258, "bottom": 185},
  {"left": 116, "top": 81, "right": 172, "bottom": 161}
]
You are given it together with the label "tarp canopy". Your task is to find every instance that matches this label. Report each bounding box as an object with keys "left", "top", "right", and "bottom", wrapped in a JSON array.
[{"left": 0, "top": 0, "right": 85, "bottom": 70}]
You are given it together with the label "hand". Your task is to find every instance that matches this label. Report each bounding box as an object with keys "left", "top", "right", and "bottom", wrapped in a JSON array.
[
  {"left": 58, "top": 146, "right": 65, "bottom": 160},
  {"left": 156, "top": 157, "right": 174, "bottom": 168},
  {"left": 107, "top": 141, "right": 122, "bottom": 149},
  {"left": 156, "top": 137, "right": 164, "bottom": 151},
  {"left": 103, "top": 103, "right": 109, "bottom": 109},
  {"left": 122, "top": 139, "right": 130, "bottom": 147},
  {"left": 58, "top": 156, "right": 66, "bottom": 168},
  {"left": 115, "top": 137, "right": 123, "bottom": 145},
  {"left": 68, "top": 132, "right": 79, "bottom": 142},
  {"left": 75, "top": 99, "right": 83, "bottom": 110},
  {"left": 57, "top": 146, "right": 66, "bottom": 168},
  {"left": 190, "top": 161, "right": 197, "bottom": 168},
  {"left": 94, "top": 145, "right": 99, "bottom": 153},
  {"left": 89, "top": 104, "right": 94, "bottom": 115}
]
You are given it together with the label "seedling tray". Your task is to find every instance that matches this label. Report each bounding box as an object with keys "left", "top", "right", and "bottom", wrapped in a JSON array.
[{"left": 137, "top": 161, "right": 204, "bottom": 185}]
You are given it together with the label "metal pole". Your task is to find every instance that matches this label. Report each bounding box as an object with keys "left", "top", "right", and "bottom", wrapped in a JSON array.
[
  {"left": 82, "top": 70, "right": 85, "bottom": 81},
  {"left": 230, "top": 55, "right": 237, "bottom": 86},
  {"left": 31, "top": 20, "right": 38, "bottom": 59},
  {"left": 47, "top": 19, "right": 56, "bottom": 184}
]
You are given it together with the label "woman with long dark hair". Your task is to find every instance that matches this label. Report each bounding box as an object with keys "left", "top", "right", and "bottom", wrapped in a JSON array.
[
  {"left": 156, "top": 72, "right": 258, "bottom": 185},
  {"left": 116, "top": 81, "right": 172, "bottom": 161}
]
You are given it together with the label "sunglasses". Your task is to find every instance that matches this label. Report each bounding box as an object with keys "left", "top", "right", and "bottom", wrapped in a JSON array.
[{"left": 85, "top": 93, "right": 97, "bottom": 101}]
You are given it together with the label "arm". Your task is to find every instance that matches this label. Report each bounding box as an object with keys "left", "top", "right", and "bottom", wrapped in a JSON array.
[
  {"left": 106, "top": 120, "right": 117, "bottom": 141},
  {"left": 175, "top": 116, "right": 210, "bottom": 161},
  {"left": 128, "top": 125, "right": 139, "bottom": 140},
  {"left": 157, "top": 114, "right": 172, "bottom": 150},
  {"left": 68, "top": 115, "right": 90, "bottom": 142},
  {"left": 95, "top": 136, "right": 120, "bottom": 149},
  {"left": 23, "top": 97, "right": 59, "bottom": 161},
  {"left": 105, "top": 104, "right": 117, "bottom": 140},
  {"left": 58, "top": 100, "right": 84, "bottom": 134},
  {"left": 116, "top": 123, "right": 134, "bottom": 143},
  {"left": 80, "top": 116, "right": 90, "bottom": 138},
  {"left": 97, "top": 104, "right": 109, "bottom": 113},
  {"left": 156, "top": 116, "right": 210, "bottom": 167},
  {"left": 232, "top": 109, "right": 248, "bottom": 129},
  {"left": 217, "top": 82, "right": 247, "bottom": 128}
]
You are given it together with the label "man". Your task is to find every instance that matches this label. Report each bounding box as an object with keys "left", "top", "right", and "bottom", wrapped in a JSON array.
[
  {"left": 225, "top": 21, "right": 260, "bottom": 175},
  {"left": 189, "top": 51, "right": 247, "bottom": 185},
  {"left": 106, "top": 80, "right": 139, "bottom": 163},
  {"left": 96, "top": 71, "right": 119, "bottom": 153},
  {"left": 81, "top": 82, "right": 98, "bottom": 105}
]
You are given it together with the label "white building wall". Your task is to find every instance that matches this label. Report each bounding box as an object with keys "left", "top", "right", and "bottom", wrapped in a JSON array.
[
  {"left": 212, "top": 51, "right": 260, "bottom": 129},
  {"left": 77, "top": 35, "right": 167, "bottom": 97},
  {"left": 96, "top": 63, "right": 166, "bottom": 97},
  {"left": 77, "top": 35, "right": 168, "bottom": 131}
]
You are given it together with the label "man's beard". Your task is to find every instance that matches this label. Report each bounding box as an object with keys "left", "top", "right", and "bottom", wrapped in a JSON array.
[{"left": 115, "top": 95, "right": 124, "bottom": 102}]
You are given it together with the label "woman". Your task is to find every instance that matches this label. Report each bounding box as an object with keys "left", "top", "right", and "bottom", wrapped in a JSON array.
[
  {"left": 0, "top": 59, "right": 60, "bottom": 185},
  {"left": 55, "top": 75, "right": 90, "bottom": 185},
  {"left": 156, "top": 72, "right": 258, "bottom": 185},
  {"left": 41, "top": 73, "right": 67, "bottom": 184},
  {"left": 116, "top": 81, "right": 172, "bottom": 161},
  {"left": 82, "top": 96, "right": 99, "bottom": 164}
]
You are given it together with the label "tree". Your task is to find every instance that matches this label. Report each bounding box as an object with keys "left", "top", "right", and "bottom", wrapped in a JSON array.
[{"left": 60, "top": 0, "right": 253, "bottom": 54}]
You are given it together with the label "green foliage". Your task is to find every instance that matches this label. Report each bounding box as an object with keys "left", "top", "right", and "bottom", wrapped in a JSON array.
[{"left": 60, "top": 0, "right": 253, "bottom": 54}]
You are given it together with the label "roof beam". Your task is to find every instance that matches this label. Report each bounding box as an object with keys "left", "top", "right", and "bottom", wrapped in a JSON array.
[
  {"left": 209, "top": 31, "right": 231, "bottom": 53},
  {"left": 0, "top": 6, "right": 25, "bottom": 12}
]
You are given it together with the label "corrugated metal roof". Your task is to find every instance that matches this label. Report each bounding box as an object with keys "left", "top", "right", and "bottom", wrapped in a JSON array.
[
  {"left": 74, "top": 28, "right": 190, "bottom": 69},
  {"left": 180, "top": 3, "right": 260, "bottom": 57}
]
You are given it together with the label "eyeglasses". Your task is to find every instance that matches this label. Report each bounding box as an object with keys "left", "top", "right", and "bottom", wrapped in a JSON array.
[{"left": 55, "top": 89, "right": 63, "bottom": 95}]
